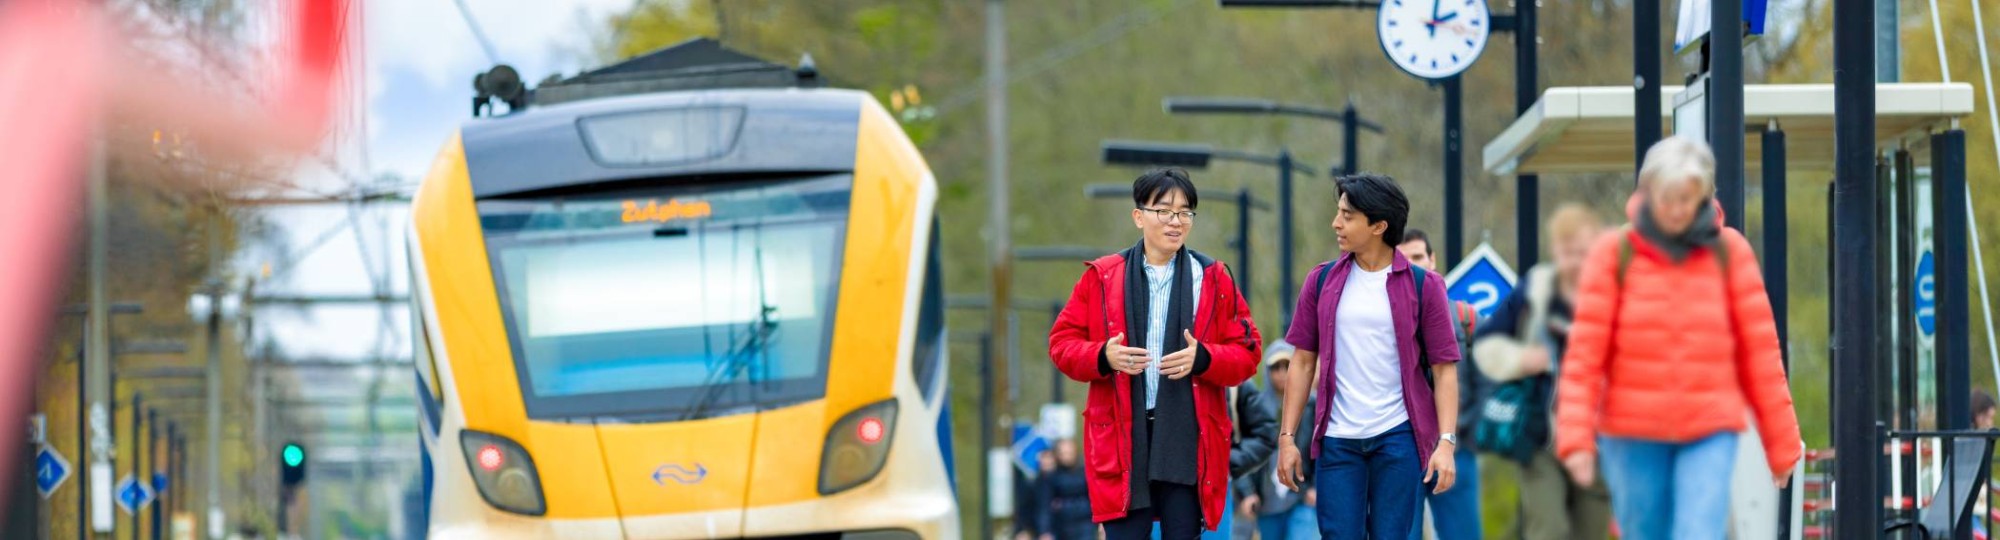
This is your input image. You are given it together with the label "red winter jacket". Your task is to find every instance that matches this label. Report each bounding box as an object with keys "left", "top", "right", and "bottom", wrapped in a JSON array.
[{"left": 1047, "top": 251, "right": 1263, "bottom": 529}]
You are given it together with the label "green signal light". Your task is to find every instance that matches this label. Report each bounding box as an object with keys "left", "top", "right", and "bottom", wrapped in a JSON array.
[{"left": 282, "top": 445, "right": 304, "bottom": 467}]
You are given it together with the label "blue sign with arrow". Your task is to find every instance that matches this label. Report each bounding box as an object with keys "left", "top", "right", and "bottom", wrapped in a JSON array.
[
  {"left": 33, "top": 446, "right": 69, "bottom": 499},
  {"left": 1917, "top": 250, "right": 1937, "bottom": 339},
  {"left": 1010, "top": 422, "right": 1049, "bottom": 479},
  {"left": 1443, "top": 243, "right": 1519, "bottom": 321},
  {"left": 151, "top": 472, "right": 168, "bottom": 496},
  {"left": 115, "top": 474, "right": 153, "bottom": 515}
]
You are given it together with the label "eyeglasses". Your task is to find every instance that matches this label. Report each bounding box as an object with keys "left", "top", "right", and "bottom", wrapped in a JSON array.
[{"left": 1140, "top": 207, "right": 1196, "bottom": 224}]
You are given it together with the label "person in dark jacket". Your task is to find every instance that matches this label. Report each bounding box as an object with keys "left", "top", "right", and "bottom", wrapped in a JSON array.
[
  {"left": 1398, "top": 229, "right": 1485, "bottom": 540},
  {"left": 1471, "top": 204, "right": 1611, "bottom": 540},
  {"left": 1040, "top": 439, "right": 1097, "bottom": 540},
  {"left": 1237, "top": 340, "right": 1321, "bottom": 540}
]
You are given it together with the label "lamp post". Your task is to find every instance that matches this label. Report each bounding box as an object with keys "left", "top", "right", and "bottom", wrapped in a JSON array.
[
  {"left": 1099, "top": 140, "right": 1307, "bottom": 326},
  {"left": 1160, "top": 97, "right": 1384, "bottom": 176},
  {"left": 187, "top": 287, "right": 239, "bottom": 540}
]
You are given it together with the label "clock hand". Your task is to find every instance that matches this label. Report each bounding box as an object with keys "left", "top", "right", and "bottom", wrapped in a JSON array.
[{"left": 1429, "top": 0, "right": 1443, "bottom": 37}]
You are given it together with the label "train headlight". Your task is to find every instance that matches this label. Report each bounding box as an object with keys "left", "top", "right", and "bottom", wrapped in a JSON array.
[
  {"left": 818, "top": 399, "right": 899, "bottom": 495},
  {"left": 460, "top": 430, "right": 547, "bottom": 516}
]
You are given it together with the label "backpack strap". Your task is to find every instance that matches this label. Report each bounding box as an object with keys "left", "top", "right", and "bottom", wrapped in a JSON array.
[
  {"left": 1413, "top": 267, "right": 1435, "bottom": 389},
  {"left": 1617, "top": 226, "right": 1635, "bottom": 287},
  {"left": 1619, "top": 224, "right": 1732, "bottom": 285}
]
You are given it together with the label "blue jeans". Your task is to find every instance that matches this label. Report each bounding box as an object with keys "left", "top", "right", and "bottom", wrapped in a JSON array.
[
  {"left": 1315, "top": 422, "right": 1422, "bottom": 540},
  {"left": 1407, "top": 445, "right": 1482, "bottom": 540},
  {"left": 1596, "top": 431, "right": 1738, "bottom": 540},
  {"left": 1258, "top": 504, "right": 1321, "bottom": 540}
]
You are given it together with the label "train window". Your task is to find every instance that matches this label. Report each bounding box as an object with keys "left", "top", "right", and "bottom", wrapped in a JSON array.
[
  {"left": 478, "top": 174, "right": 851, "bottom": 420},
  {"left": 576, "top": 106, "right": 744, "bottom": 168},
  {"left": 911, "top": 218, "right": 944, "bottom": 403}
]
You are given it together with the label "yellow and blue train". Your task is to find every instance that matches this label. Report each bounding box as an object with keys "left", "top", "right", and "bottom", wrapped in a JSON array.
[{"left": 405, "top": 46, "right": 957, "bottom": 538}]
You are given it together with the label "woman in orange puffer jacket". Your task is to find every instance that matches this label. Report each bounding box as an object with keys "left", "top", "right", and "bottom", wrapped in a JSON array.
[{"left": 1552, "top": 136, "right": 1802, "bottom": 540}]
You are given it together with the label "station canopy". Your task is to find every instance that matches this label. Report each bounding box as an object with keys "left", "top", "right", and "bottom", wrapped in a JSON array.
[{"left": 1482, "top": 83, "right": 1974, "bottom": 176}]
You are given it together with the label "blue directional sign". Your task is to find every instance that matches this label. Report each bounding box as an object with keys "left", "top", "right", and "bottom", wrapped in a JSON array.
[
  {"left": 33, "top": 446, "right": 69, "bottom": 499},
  {"left": 1444, "top": 243, "right": 1520, "bottom": 321},
  {"left": 115, "top": 474, "right": 153, "bottom": 515},
  {"left": 1009, "top": 422, "right": 1049, "bottom": 479},
  {"left": 151, "top": 472, "right": 168, "bottom": 496},
  {"left": 1917, "top": 250, "right": 1937, "bottom": 338}
]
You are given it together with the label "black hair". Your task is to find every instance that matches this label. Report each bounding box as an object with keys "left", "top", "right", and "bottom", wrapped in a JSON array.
[
  {"left": 1402, "top": 229, "right": 1434, "bottom": 254},
  {"left": 1976, "top": 389, "right": 1997, "bottom": 417},
  {"left": 1336, "top": 172, "right": 1410, "bottom": 246},
  {"left": 1132, "top": 167, "right": 1199, "bottom": 210}
]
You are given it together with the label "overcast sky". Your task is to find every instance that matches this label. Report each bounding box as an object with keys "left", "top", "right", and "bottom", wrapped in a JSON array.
[{"left": 248, "top": 0, "right": 631, "bottom": 363}]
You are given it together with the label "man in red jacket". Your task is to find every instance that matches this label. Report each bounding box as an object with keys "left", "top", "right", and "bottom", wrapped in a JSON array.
[{"left": 1048, "top": 167, "right": 1263, "bottom": 539}]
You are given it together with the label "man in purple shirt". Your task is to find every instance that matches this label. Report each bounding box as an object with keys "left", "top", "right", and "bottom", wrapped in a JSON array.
[{"left": 1271, "top": 173, "right": 1463, "bottom": 540}]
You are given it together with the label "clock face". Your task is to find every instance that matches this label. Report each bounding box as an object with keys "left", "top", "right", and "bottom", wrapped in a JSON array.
[{"left": 1377, "top": 0, "right": 1491, "bottom": 80}]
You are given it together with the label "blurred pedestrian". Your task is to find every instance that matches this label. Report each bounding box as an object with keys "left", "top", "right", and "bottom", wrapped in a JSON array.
[
  {"left": 1048, "top": 167, "right": 1264, "bottom": 539},
  {"left": 1273, "top": 173, "right": 1464, "bottom": 540},
  {"left": 1467, "top": 204, "right": 1611, "bottom": 540},
  {"left": 1397, "top": 229, "right": 1485, "bottom": 540},
  {"left": 1554, "top": 136, "right": 1802, "bottom": 540},
  {"left": 1041, "top": 439, "right": 1097, "bottom": 540},
  {"left": 1237, "top": 340, "right": 1321, "bottom": 540}
]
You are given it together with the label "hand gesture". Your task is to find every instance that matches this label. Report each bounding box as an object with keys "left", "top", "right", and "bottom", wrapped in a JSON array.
[
  {"left": 1159, "top": 330, "right": 1199, "bottom": 380},
  {"left": 1564, "top": 452, "right": 1596, "bottom": 487},
  {"left": 1275, "top": 444, "right": 1304, "bottom": 491},
  {"left": 1520, "top": 345, "right": 1551, "bottom": 375},
  {"left": 1105, "top": 333, "right": 1149, "bottom": 376},
  {"left": 1424, "top": 445, "right": 1457, "bottom": 494}
]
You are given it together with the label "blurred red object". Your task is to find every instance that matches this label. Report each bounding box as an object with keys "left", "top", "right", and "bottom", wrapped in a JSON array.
[{"left": 0, "top": 0, "right": 348, "bottom": 511}]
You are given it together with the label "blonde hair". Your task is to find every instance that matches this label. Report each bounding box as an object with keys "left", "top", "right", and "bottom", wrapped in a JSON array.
[
  {"left": 1546, "top": 203, "right": 1602, "bottom": 245},
  {"left": 1638, "top": 136, "right": 1717, "bottom": 195}
]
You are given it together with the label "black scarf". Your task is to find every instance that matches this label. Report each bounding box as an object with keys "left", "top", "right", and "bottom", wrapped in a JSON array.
[
  {"left": 1120, "top": 241, "right": 1201, "bottom": 509},
  {"left": 1635, "top": 197, "right": 1721, "bottom": 263}
]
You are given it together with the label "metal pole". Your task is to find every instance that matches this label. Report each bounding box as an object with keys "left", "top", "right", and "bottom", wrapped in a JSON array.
[
  {"left": 985, "top": 0, "right": 1014, "bottom": 455},
  {"left": 1443, "top": 76, "right": 1464, "bottom": 263},
  {"left": 1832, "top": 0, "right": 1881, "bottom": 531},
  {"left": 1514, "top": 0, "right": 1540, "bottom": 270},
  {"left": 1237, "top": 188, "right": 1253, "bottom": 305},
  {"left": 1895, "top": 148, "right": 1919, "bottom": 528},
  {"left": 1279, "top": 149, "right": 1298, "bottom": 329},
  {"left": 77, "top": 317, "right": 89, "bottom": 539},
  {"left": 1050, "top": 303, "right": 1064, "bottom": 405},
  {"left": 1342, "top": 101, "right": 1359, "bottom": 177},
  {"left": 131, "top": 394, "right": 141, "bottom": 539},
  {"left": 164, "top": 423, "right": 174, "bottom": 535},
  {"left": 149, "top": 409, "right": 159, "bottom": 540},
  {"left": 1936, "top": 128, "right": 1971, "bottom": 438},
  {"left": 202, "top": 290, "right": 220, "bottom": 540},
  {"left": 1877, "top": 0, "right": 1900, "bottom": 82},
  {"left": 1635, "top": 0, "right": 1661, "bottom": 173},
  {"left": 978, "top": 333, "right": 994, "bottom": 540},
  {"left": 1764, "top": 121, "right": 1792, "bottom": 540},
  {"left": 88, "top": 133, "right": 112, "bottom": 538},
  {"left": 1711, "top": 0, "right": 1746, "bottom": 231}
]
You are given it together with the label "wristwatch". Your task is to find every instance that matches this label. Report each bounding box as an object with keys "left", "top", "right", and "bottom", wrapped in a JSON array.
[{"left": 1440, "top": 432, "right": 1459, "bottom": 446}]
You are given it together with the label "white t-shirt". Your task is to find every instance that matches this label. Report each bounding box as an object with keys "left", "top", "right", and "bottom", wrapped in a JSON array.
[{"left": 1325, "top": 263, "right": 1409, "bottom": 439}]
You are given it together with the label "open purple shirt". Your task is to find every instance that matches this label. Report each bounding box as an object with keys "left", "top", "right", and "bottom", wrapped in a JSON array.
[{"left": 1283, "top": 250, "right": 1461, "bottom": 463}]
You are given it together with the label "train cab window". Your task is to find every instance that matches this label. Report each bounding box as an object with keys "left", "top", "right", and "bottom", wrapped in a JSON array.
[{"left": 477, "top": 174, "right": 851, "bottom": 420}]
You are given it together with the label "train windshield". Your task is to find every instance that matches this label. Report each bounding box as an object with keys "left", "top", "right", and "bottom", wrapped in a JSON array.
[{"left": 477, "top": 174, "right": 851, "bottom": 420}]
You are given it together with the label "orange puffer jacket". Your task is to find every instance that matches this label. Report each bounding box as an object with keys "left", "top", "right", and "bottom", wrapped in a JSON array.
[{"left": 1553, "top": 204, "right": 1802, "bottom": 480}]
